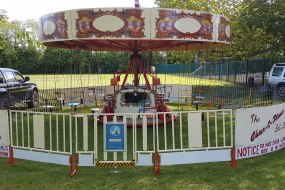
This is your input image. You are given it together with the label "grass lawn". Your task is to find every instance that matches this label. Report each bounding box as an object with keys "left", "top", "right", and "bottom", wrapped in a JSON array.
[
  {"left": 0, "top": 75, "right": 279, "bottom": 189},
  {"left": 1, "top": 149, "right": 285, "bottom": 190},
  {"left": 28, "top": 74, "right": 234, "bottom": 90},
  {"left": 2, "top": 105, "right": 284, "bottom": 190}
]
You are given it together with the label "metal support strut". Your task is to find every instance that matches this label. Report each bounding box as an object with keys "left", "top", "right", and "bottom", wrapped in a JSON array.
[
  {"left": 153, "top": 152, "right": 161, "bottom": 175},
  {"left": 70, "top": 153, "right": 79, "bottom": 176}
]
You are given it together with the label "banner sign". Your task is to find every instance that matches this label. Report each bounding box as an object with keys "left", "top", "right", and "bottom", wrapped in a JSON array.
[
  {"left": 235, "top": 103, "right": 285, "bottom": 159},
  {"left": 105, "top": 122, "right": 126, "bottom": 152}
]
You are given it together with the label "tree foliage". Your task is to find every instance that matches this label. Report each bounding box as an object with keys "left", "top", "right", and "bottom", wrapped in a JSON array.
[
  {"left": 0, "top": 10, "right": 43, "bottom": 71},
  {"left": 234, "top": 0, "right": 285, "bottom": 57},
  {"left": 155, "top": 0, "right": 242, "bottom": 18}
]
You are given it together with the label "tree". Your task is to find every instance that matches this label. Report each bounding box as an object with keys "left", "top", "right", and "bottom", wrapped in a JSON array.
[
  {"left": 235, "top": 0, "right": 285, "bottom": 57},
  {"left": 155, "top": 0, "right": 242, "bottom": 18},
  {"left": 0, "top": 10, "right": 43, "bottom": 72}
]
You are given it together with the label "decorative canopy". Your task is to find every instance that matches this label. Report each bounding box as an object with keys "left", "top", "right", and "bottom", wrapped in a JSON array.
[{"left": 39, "top": 8, "right": 230, "bottom": 51}]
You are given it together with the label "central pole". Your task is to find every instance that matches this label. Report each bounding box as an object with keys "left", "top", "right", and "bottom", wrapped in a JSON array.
[{"left": 120, "top": 40, "right": 151, "bottom": 90}]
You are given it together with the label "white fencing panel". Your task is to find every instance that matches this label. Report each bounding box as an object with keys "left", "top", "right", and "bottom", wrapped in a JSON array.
[
  {"left": 78, "top": 153, "right": 95, "bottom": 166},
  {"left": 75, "top": 112, "right": 156, "bottom": 166},
  {"left": 160, "top": 149, "right": 231, "bottom": 165},
  {"left": 9, "top": 110, "right": 72, "bottom": 165},
  {"left": 156, "top": 109, "right": 233, "bottom": 153},
  {"left": 155, "top": 109, "right": 233, "bottom": 165},
  {"left": 14, "top": 148, "right": 70, "bottom": 165},
  {"left": 137, "top": 153, "right": 153, "bottom": 166}
]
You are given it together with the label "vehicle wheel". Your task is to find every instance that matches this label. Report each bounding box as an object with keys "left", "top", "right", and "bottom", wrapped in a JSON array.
[
  {"left": 272, "top": 88, "right": 279, "bottom": 99},
  {"left": 278, "top": 86, "right": 285, "bottom": 97},
  {"left": 0, "top": 93, "right": 10, "bottom": 110},
  {"left": 27, "top": 90, "right": 39, "bottom": 108}
]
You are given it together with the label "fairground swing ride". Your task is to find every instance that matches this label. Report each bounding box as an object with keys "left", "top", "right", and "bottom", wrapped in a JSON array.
[{"left": 39, "top": 6, "right": 230, "bottom": 125}]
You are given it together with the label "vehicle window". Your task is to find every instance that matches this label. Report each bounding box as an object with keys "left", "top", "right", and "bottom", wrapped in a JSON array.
[
  {"left": 272, "top": 68, "right": 283, "bottom": 77},
  {"left": 14, "top": 71, "right": 25, "bottom": 82},
  {"left": 0, "top": 72, "right": 4, "bottom": 83},
  {"left": 3, "top": 71, "right": 17, "bottom": 83}
]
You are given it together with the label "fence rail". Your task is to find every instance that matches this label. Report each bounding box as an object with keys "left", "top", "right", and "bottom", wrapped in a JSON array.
[{"left": 156, "top": 56, "right": 285, "bottom": 86}]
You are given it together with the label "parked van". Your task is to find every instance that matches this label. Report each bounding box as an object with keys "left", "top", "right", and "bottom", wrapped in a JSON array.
[{"left": 268, "top": 63, "right": 285, "bottom": 96}]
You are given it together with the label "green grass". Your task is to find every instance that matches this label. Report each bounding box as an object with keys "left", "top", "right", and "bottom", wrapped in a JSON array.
[
  {"left": 2, "top": 107, "right": 285, "bottom": 189},
  {"left": 28, "top": 74, "right": 234, "bottom": 90},
  {"left": 1, "top": 150, "right": 285, "bottom": 190},
  {"left": 0, "top": 77, "right": 278, "bottom": 189}
]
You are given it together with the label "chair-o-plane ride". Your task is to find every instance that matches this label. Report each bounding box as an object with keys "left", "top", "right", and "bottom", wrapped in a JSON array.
[{"left": 39, "top": 7, "right": 230, "bottom": 126}]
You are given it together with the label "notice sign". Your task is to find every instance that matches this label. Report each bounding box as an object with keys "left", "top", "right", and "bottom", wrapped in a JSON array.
[
  {"left": 0, "top": 145, "right": 9, "bottom": 157},
  {"left": 105, "top": 123, "right": 126, "bottom": 152},
  {"left": 236, "top": 136, "right": 285, "bottom": 159}
]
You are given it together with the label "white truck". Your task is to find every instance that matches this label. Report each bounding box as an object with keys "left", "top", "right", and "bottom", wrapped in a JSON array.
[{"left": 268, "top": 63, "right": 285, "bottom": 96}]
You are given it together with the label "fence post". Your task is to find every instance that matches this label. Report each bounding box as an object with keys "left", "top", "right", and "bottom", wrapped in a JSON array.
[
  {"left": 153, "top": 152, "right": 161, "bottom": 176},
  {"left": 230, "top": 146, "right": 237, "bottom": 167},
  {"left": 245, "top": 60, "right": 249, "bottom": 86},
  {"left": 227, "top": 61, "right": 229, "bottom": 82},
  {"left": 70, "top": 153, "right": 79, "bottom": 176},
  {"left": 262, "top": 57, "right": 265, "bottom": 86},
  {"left": 8, "top": 145, "right": 15, "bottom": 164},
  {"left": 234, "top": 61, "right": 237, "bottom": 83},
  {"left": 218, "top": 63, "right": 221, "bottom": 80}
]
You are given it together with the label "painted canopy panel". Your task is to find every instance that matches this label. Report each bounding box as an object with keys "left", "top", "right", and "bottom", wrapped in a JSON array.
[
  {"left": 152, "top": 9, "right": 214, "bottom": 41},
  {"left": 39, "top": 10, "right": 72, "bottom": 42},
  {"left": 39, "top": 8, "right": 230, "bottom": 51},
  {"left": 71, "top": 8, "right": 150, "bottom": 40},
  {"left": 217, "top": 16, "right": 231, "bottom": 43}
]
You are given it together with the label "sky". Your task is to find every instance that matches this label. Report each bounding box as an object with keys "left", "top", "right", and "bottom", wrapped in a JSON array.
[{"left": 0, "top": 0, "right": 157, "bottom": 21}]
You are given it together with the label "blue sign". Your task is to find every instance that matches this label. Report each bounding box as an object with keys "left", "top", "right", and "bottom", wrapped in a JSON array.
[{"left": 105, "top": 123, "right": 125, "bottom": 152}]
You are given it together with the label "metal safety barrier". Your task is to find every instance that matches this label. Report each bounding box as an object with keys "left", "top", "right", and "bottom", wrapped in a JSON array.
[{"left": 2, "top": 108, "right": 234, "bottom": 175}]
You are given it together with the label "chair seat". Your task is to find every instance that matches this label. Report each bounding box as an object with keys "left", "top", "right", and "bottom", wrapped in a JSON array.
[{"left": 68, "top": 102, "right": 80, "bottom": 106}]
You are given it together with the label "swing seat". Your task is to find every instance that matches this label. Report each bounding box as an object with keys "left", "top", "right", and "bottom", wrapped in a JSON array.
[
  {"left": 41, "top": 104, "right": 55, "bottom": 112},
  {"left": 180, "top": 96, "right": 192, "bottom": 103},
  {"left": 68, "top": 102, "right": 80, "bottom": 106},
  {"left": 67, "top": 102, "right": 80, "bottom": 111},
  {"left": 41, "top": 98, "right": 59, "bottom": 112},
  {"left": 192, "top": 93, "right": 205, "bottom": 104},
  {"left": 68, "top": 95, "right": 83, "bottom": 111}
]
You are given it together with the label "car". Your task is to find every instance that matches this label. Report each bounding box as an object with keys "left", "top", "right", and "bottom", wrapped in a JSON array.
[
  {"left": 0, "top": 68, "right": 39, "bottom": 109},
  {"left": 268, "top": 63, "right": 285, "bottom": 97}
]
